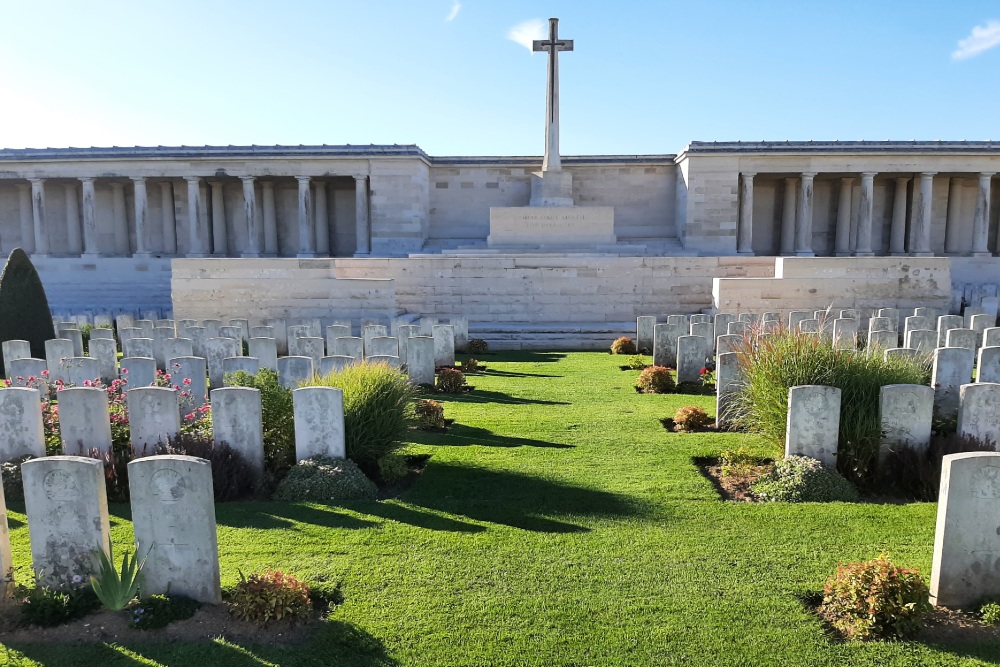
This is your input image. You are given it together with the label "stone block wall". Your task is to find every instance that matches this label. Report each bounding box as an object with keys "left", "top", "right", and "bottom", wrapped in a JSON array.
[{"left": 370, "top": 159, "right": 429, "bottom": 256}]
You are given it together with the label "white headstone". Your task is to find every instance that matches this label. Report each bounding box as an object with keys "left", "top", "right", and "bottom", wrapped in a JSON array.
[
  {"left": 727, "top": 321, "right": 749, "bottom": 336},
  {"left": 676, "top": 335, "right": 707, "bottom": 384},
  {"left": 319, "top": 355, "right": 356, "bottom": 376},
  {"left": 714, "top": 314, "right": 736, "bottom": 343},
  {"left": 366, "top": 355, "right": 402, "bottom": 368},
  {"left": 120, "top": 356, "right": 157, "bottom": 390},
  {"left": 946, "top": 328, "right": 978, "bottom": 351},
  {"left": 716, "top": 351, "right": 742, "bottom": 430},
  {"left": 58, "top": 387, "right": 112, "bottom": 455},
  {"left": 204, "top": 337, "right": 240, "bottom": 388},
  {"left": 785, "top": 385, "right": 841, "bottom": 468},
  {"left": 407, "top": 336, "right": 435, "bottom": 385},
  {"left": 788, "top": 311, "right": 810, "bottom": 332},
  {"left": 325, "top": 325, "right": 351, "bottom": 353},
  {"left": 957, "top": 383, "right": 1000, "bottom": 447},
  {"left": 44, "top": 339, "right": 74, "bottom": 378},
  {"left": 0, "top": 388, "right": 45, "bottom": 461},
  {"left": 332, "top": 336, "right": 363, "bottom": 360},
  {"left": 88, "top": 337, "right": 118, "bottom": 384},
  {"left": 22, "top": 456, "right": 110, "bottom": 587},
  {"left": 64, "top": 329, "right": 84, "bottom": 357},
  {"left": 832, "top": 318, "right": 858, "bottom": 350},
  {"left": 161, "top": 338, "right": 194, "bottom": 369},
  {"left": 978, "top": 346, "right": 1000, "bottom": 384},
  {"left": 211, "top": 387, "right": 264, "bottom": 484},
  {"left": 368, "top": 336, "right": 399, "bottom": 358},
  {"left": 60, "top": 357, "right": 101, "bottom": 387},
  {"left": 250, "top": 325, "right": 274, "bottom": 340},
  {"left": 690, "top": 322, "right": 714, "bottom": 350},
  {"left": 879, "top": 384, "right": 934, "bottom": 460},
  {"left": 293, "top": 386, "right": 346, "bottom": 460},
  {"left": 906, "top": 329, "right": 938, "bottom": 354},
  {"left": 248, "top": 337, "right": 278, "bottom": 371},
  {"left": 938, "top": 315, "right": 964, "bottom": 347},
  {"left": 716, "top": 334, "right": 743, "bottom": 356},
  {"left": 128, "top": 455, "right": 221, "bottom": 603},
  {"left": 123, "top": 337, "right": 154, "bottom": 360},
  {"left": 932, "top": 346, "right": 976, "bottom": 418},
  {"left": 432, "top": 325, "right": 456, "bottom": 368},
  {"left": 277, "top": 356, "right": 313, "bottom": 389},
  {"left": 126, "top": 387, "right": 181, "bottom": 451},
  {"left": 636, "top": 316, "right": 656, "bottom": 355},
  {"left": 930, "top": 452, "right": 1000, "bottom": 607},
  {"left": 201, "top": 319, "right": 222, "bottom": 338},
  {"left": 223, "top": 356, "right": 260, "bottom": 384},
  {"left": 2, "top": 340, "right": 30, "bottom": 370},
  {"left": 8, "top": 358, "right": 49, "bottom": 395},
  {"left": 289, "top": 336, "right": 324, "bottom": 368},
  {"left": 170, "top": 356, "right": 208, "bottom": 411}
]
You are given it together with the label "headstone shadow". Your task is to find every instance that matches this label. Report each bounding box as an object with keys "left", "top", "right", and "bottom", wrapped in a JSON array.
[
  {"left": 423, "top": 423, "right": 574, "bottom": 449},
  {"left": 214, "top": 502, "right": 379, "bottom": 531},
  {"left": 402, "top": 460, "right": 655, "bottom": 534},
  {"left": 441, "top": 389, "right": 570, "bottom": 406}
]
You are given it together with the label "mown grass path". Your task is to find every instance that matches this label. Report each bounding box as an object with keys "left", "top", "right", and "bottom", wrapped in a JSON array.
[{"left": 2, "top": 352, "right": 996, "bottom": 666}]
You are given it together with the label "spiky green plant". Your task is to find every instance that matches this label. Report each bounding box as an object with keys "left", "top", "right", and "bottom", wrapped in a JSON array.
[{"left": 90, "top": 544, "right": 147, "bottom": 611}]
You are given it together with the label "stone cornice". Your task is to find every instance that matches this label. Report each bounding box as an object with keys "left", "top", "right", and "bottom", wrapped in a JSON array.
[{"left": 677, "top": 140, "right": 1000, "bottom": 160}]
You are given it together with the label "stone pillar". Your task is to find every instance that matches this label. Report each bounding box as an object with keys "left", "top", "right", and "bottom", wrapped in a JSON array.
[
  {"left": 355, "top": 175, "right": 371, "bottom": 256},
  {"left": 314, "top": 181, "right": 329, "bottom": 256},
  {"left": 111, "top": 182, "right": 129, "bottom": 255},
  {"left": 132, "top": 177, "right": 150, "bottom": 257},
  {"left": 185, "top": 177, "right": 207, "bottom": 257},
  {"left": 971, "top": 172, "right": 995, "bottom": 257},
  {"left": 737, "top": 172, "right": 755, "bottom": 255},
  {"left": 64, "top": 183, "right": 82, "bottom": 255},
  {"left": 794, "top": 172, "right": 816, "bottom": 257},
  {"left": 29, "top": 178, "right": 49, "bottom": 256},
  {"left": 913, "top": 172, "right": 936, "bottom": 256},
  {"left": 261, "top": 181, "right": 278, "bottom": 256},
  {"left": 944, "top": 177, "right": 963, "bottom": 255},
  {"left": 241, "top": 176, "right": 260, "bottom": 258},
  {"left": 889, "top": 177, "right": 910, "bottom": 256},
  {"left": 80, "top": 178, "right": 99, "bottom": 257},
  {"left": 210, "top": 181, "right": 227, "bottom": 256},
  {"left": 854, "top": 172, "right": 875, "bottom": 256},
  {"left": 296, "top": 176, "right": 315, "bottom": 257},
  {"left": 17, "top": 183, "right": 34, "bottom": 253},
  {"left": 160, "top": 181, "right": 177, "bottom": 255},
  {"left": 780, "top": 178, "right": 797, "bottom": 256},
  {"left": 834, "top": 177, "right": 854, "bottom": 256}
]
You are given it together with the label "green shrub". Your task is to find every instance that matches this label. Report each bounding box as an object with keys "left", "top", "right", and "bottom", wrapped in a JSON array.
[
  {"left": 981, "top": 602, "right": 1000, "bottom": 625},
  {"left": 226, "top": 368, "right": 295, "bottom": 473},
  {"left": 307, "top": 362, "right": 416, "bottom": 467},
  {"left": 19, "top": 585, "right": 100, "bottom": 627},
  {"left": 414, "top": 399, "right": 446, "bottom": 430},
  {"left": 819, "top": 554, "right": 932, "bottom": 640},
  {"left": 720, "top": 447, "right": 763, "bottom": 479},
  {"left": 466, "top": 339, "right": 489, "bottom": 354},
  {"left": 306, "top": 579, "right": 343, "bottom": 614},
  {"left": 673, "top": 405, "right": 712, "bottom": 432},
  {"left": 0, "top": 248, "right": 56, "bottom": 375},
  {"left": 460, "top": 358, "right": 481, "bottom": 373},
  {"left": 2, "top": 455, "right": 33, "bottom": 502},
  {"left": 610, "top": 337, "right": 637, "bottom": 355},
  {"left": 226, "top": 569, "right": 312, "bottom": 626},
  {"left": 625, "top": 355, "right": 646, "bottom": 371},
  {"left": 731, "top": 329, "right": 930, "bottom": 482},
  {"left": 377, "top": 452, "right": 410, "bottom": 484},
  {"left": 273, "top": 456, "right": 378, "bottom": 502},
  {"left": 130, "top": 594, "right": 201, "bottom": 630},
  {"left": 436, "top": 368, "right": 466, "bottom": 393},
  {"left": 878, "top": 432, "right": 995, "bottom": 501},
  {"left": 636, "top": 366, "right": 675, "bottom": 394},
  {"left": 751, "top": 455, "right": 859, "bottom": 503}
]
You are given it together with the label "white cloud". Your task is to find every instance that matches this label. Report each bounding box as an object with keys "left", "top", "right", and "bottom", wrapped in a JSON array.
[
  {"left": 952, "top": 20, "right": 1000, "bottom": 60},
  {"left": 445, "top": 1, "right": 461, "bottom": 22},
  {"left": 506, "top": 18, "right": 547, "bottom": 52}
]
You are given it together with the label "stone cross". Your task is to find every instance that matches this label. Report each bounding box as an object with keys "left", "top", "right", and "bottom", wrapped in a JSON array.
[{"left": 533, "top": 18, "right": 573, "bottom": 173}]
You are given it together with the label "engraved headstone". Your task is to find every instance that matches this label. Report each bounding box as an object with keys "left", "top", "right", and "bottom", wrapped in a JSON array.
[
  {"left": 785, "top": 385, "right": 841, "bottom": 468},
  {"left": 293, "top": 387, "right": 346, "bottom": 460}
]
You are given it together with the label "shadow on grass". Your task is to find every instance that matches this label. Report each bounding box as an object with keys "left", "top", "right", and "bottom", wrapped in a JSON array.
[
  {"left": 442, "top": 389, "right": 570, "bottom": 406},
  {"left": 214, "top": 502, "right": 380, "bottom": 531},
  {"left": 476, "top": 368, "right": 562, "bottom": 379},
  {"left": 423, "top": 423, "right": 573, "bottom": 449},
  {"left": 360, "top": 501, "right": 485, "bottom": 533},
  {"left": 402, "top": 460, "right": 654, "bottom": 533},
  {"left": 8, "top": 620, "right": 398, "bottom": 666},
  {"left": 474, "top": 351, "right": 567, "bottom": 364}
]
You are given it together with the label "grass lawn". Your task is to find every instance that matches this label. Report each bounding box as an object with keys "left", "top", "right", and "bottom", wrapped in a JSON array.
[{"left": 2, "top": 351, "right": 997, "bottom": 666}]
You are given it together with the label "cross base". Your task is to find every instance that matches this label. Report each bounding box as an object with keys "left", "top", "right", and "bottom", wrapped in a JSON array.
[{"left": 529, "top": 170, "right": 574, "bottom": 207}]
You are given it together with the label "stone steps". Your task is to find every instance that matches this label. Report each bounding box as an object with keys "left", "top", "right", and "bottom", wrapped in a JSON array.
[{"left": 468, "top": 321, "right": 634, "bottom": 351}]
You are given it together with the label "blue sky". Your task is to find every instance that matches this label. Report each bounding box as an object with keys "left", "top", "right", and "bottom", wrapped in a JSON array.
[{"left": 1, "top": 1, "right": 998, "bottom": 156}]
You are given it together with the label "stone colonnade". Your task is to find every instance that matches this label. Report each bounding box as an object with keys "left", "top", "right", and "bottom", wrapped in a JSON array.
[
  {"left": 737, "top": 170, "right": 996, "bottom": 257},
  {"left": 5, "top": 174, "right": 371, "bottom": 259}
]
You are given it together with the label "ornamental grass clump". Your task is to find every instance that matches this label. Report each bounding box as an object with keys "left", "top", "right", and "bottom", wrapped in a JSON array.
[
  {"left": 636, "top": 366, "right": 675, "bottom": 394},
  {"left": 308, "top": 362, "right": 416, "bottom": 467},
  {"left": 751, "top": 455, "right": 859, "bottom": 503},
  {"left": 731, "top": 329, "right": 930, "bottom": 483},
  {"left": 610, "top": 337, "right": 637, "bottom": 355},
  {"left": 819, "top": 554, "right": 932, "bottom": 640}
]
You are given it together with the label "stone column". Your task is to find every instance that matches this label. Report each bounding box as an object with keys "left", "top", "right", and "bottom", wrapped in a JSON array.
[
  {"left": 889, "top": 177, "right": 910, "bottom": 256},
  {"left": 944, "top": 177, "right": 963, "bottom": 255},
  {"left": 210, "top": 181, "right": 227, "bottom": 256},
  {"left": 185, "top": 177, "right": 207, "bottom": 257},
  {"left": 80, "top": 178, "right": 99, "bottom": 257},
  {"left": 111, "top": 182, "right": 129, "bottom": 255},
  {"left": 29, "top": 178, "right": 49, "bottom": 256},
  {"left": 736, "top": 172, "right": 755, "bottom": 255},
  {"left": 780, "top": 178, "right": 797, "bottom": 256},
  {"left": 64, "top": 182, "right": 82, "bottom": 255},
  {"left": 241, "top": 176, "right": 260, "bottom": 257},
  {"left": 913, "top": 172, "right": 936, "bottom": 256},
  {"left": 854, "top": 172, "right": 875, "bottom": 256},
  {"left": 354, "top": 175, "right": 370, "bottom": 256},
  {"left": 297, "top": 176, "right": 315, "bottom": 257},
  {"left": 160, "top": 181, "right": 177, "bottom": 255},
  {"left": 834, "top": 177, "right": 854, "bottom": 256},
  {"left": 794, "top": 172, "right": 816, "bottom": 257},
  {"left": 971, "top": 172, "right": 995, "bottom": 257},
  {"left": 17, "top": 183, "right": 34, "bottom": 253},
  {"left": 131, "top": 177, "right": 150, "bottom": 257},
  {"left": 314, "top": 181, "right": 329, "bottom": 257},
  {"left": 261, "top": 181, "right": 278, "bottom": 256}
]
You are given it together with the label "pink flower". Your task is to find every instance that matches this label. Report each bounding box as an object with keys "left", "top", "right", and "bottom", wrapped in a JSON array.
[
  {"left": 183, "top": 378, "right": 192, "bottom": 386},
  {"left": 41, "top": 369, "right": 49, "bottom": 377},
  {"left": 121, "top": 368, "right": 128, "bottom": 374}
]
